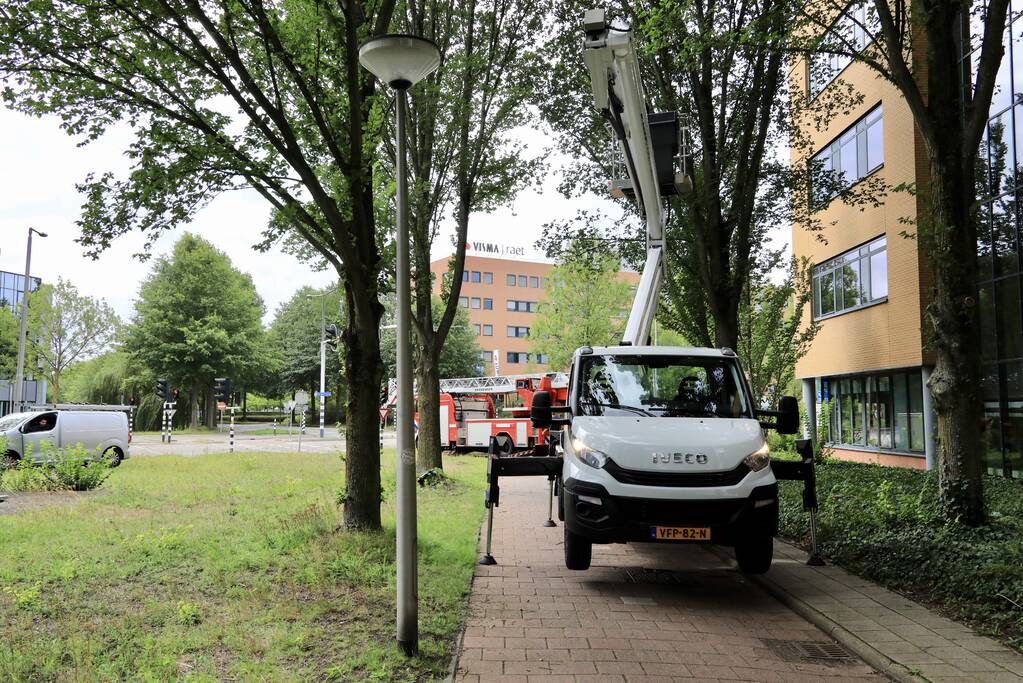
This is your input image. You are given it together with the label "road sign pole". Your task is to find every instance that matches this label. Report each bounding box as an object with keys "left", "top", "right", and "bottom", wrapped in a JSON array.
[
  {"left": 161, "top": 408, "right": 167, "bottom": 443},
  {"left": 299, "top": 409, "right": 305, "bottom": 452},
  {"left": 320, "top": 308, "right": 327, "bottom": 439}
]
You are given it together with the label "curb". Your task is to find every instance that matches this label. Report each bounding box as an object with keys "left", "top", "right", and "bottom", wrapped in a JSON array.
[{"left": 706, "top": 545, "right": 926, "bottom": 683}]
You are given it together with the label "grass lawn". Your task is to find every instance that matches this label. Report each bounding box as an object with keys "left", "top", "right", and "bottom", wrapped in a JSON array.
[
  {"left": 777, "top": 459, "right": 1023, "bottom": 653},
  {"left": 0, "top": 450, "right": 487, "bottom": 681}
]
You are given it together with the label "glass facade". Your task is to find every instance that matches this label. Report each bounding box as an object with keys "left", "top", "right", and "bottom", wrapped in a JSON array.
[
  {"left": 821, "top": 370, "right": 925, "bottom": 454},
  {"left": 0, "top": 270, "right": 41, "bottom": 313},
  {"left": 969, "top": 6, "right": 1023, "bottom": 477}
]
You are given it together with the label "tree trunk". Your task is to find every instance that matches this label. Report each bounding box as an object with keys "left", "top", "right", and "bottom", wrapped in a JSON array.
[
  {"left": 190, "top": 384, "right": 201, "bottom": 430},
  {"left": 204, "top": 390, "right": 216, "bottom": 429},
  {"left": 341, "top": 290, "right": 383, "bottom": 531},
  {"left": 416, "top": 340, "right": 443, "bottom": 470},
  {"left": 924, "top": 145, "right": 986, "bottom": 524}
]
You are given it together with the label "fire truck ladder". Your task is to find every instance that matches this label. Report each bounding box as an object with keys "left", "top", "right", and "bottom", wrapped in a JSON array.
[{"left": 383, "top": 373, "right": 568, "bottom": 408}]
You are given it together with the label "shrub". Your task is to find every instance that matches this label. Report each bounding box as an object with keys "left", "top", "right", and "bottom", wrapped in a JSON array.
[{"left": 0, "top": 443, "right": 111, "bottom": 492}]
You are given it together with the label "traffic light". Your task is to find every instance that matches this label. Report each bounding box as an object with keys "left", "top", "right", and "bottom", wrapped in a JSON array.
[
  {"left": 155, "top": 378, "right": 169, "bottom": 400},
  {"left": 325, "top": 323, "right": 339, "bottom": 350},
  {"left": 172, "top": 388, "right": 181, "bottom": 402},
  {"left": 214, "top": 377, "right": 231, "bottom": 403}
]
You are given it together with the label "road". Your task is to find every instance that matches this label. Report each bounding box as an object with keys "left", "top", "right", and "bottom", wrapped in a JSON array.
[
  {"left": 129, "top": 425, "right": 398, "bottom": 456},
  {"left": 456, "top": 476, "right": 882, "bottom": 681}
]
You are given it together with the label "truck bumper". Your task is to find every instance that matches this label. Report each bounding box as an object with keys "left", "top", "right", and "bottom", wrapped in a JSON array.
[{"left": 562, "top": 477, "right": 778, "bottom": 546}]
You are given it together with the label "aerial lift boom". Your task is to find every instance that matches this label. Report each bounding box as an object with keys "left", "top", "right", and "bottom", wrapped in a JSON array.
[{"left": 581, "top": 9, "right": 691, "bottom": 346}]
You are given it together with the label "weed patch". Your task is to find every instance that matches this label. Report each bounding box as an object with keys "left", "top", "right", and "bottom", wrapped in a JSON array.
[{"left": 0, "top": 451, "right": 486, "bottom": 680}]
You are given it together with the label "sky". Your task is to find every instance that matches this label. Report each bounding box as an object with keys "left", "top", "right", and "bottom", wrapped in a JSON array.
[
  {"left": 0, "top": 105, "right": 789, "bottom": 326},
  {"left": 0, "top": 106, "right": 616, "bottom": 324}
]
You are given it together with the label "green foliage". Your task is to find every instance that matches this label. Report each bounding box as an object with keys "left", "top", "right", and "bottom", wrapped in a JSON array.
[
  {"left": 1, "top": 442, "right": 111, "bottom": 492},
  {"left": 529, "top": 241, "right": 632, "bottom": 371},
  {"left": 124, "top": 234, "right": 269, "bottom": 428},
  {"left": 779, "top": 461, "right": 1023, "bottom": 651},
  {"left": 737, "top": 255, "right": 819, "bottom": 405},
  {"left": 25, "top": 279, "right": 120, "bottom": 403},
  {"left": 381, "top": 298, "right": 482, "bottom": 381},
  {"left": 799, "top": 399, "right": 834, "bottom": 463},
  {"left": 0, "top": 451, "right": 487, "bottom": 680},
  {"left": 267, "top": 285, "right": 341, "bottom": 397},
  {"left": 0, "top": 304, "right": 18, "bottom": 379}
]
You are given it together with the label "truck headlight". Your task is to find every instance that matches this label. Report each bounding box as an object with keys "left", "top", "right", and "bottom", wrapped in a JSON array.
[
  {"left": 744, "top": 443, "right": 770, "bottom": 472},
  {"left": 572, "top": 438, "right": 608, "bottom": 469}
]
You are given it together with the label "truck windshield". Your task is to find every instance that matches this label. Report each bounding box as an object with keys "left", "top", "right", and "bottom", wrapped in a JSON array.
[{"left": 576, "top": 355, "right": 751, "bottom": 418}]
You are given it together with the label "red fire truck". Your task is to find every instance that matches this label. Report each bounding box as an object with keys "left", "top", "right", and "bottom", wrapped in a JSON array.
[{"left": 383, "top": 373, "right": 568, "bottom": 454}]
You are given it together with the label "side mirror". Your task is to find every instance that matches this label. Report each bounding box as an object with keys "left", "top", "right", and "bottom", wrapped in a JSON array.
[
  {"left": 776, "top": 395, "right": 799, "bottom": 435},
  {"left": 530, "top": 390, "right": 553, "bottom": 429}
]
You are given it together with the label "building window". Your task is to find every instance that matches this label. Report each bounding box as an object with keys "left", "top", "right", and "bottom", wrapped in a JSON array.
[
  {"left": 808, "top": 1, "right": 878, "bottom": 100},
  {"left": 473, "top": 324, "right": 481, "bottom": 336},
  {"left": 813, "top": 236, "right": 887, "bottom": 319},
  {"left": 483, "top": 324, "right": 493, "bottom": 336},
  {"left": 518, "top": 275, "right": 527, "bottom": 287},
  {"left": 459, "top": 296, "right": 468, "bottom": 308},
  {"left": 483, "top": 272, "right": 493, "bottom": 284},
  {"left": 810, "top": 105, "right": 883, "bottom": 207},
  {"left": 507, "top": 325, "right": 530, "bottom": 338},
  {"left": 506, "top": 300, "right": 538, "bottom": 312},
  {"left": 471, "top": 271, "right": 481, "bottom": 283},
  {"left": 529, "top": 276, "right": 539, "bottom": 288},
  {"left": 535, "top": 353, "right": 549, "bottom": 364},
  {"left": 483, "top": 298, "right": 493, "bottom": 310},
  {"left": 822, "top": 370, "right": 924, "bottom": 453},
  {"left": 506, "top": 274, "right": 516, "bottom": 286},
  {"left": 478, "top": 351, "right": 490, "bottom": 361},
  {"left": 471, "top": 297, "right": 481, "bottom": 309},
  {"left": 506, "top": 352, "right": 530, "bottom": 364},
  {"left": 461, "top": 271, "right": 468, "bottom": 282}
]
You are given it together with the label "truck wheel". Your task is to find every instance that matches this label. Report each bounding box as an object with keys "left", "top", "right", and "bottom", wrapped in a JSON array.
[
  {"left": 564, "top": 527, "right": 592, "bottom": 570},
  {"left": 2, "top": 451, "right": 19, "bottom": 469},
  {"left": 735, "top": 535, "right": 773, "bottom": 574}
]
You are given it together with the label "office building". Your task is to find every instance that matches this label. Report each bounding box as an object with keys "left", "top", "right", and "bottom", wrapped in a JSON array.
[{"left": 793, "top": 8, "right": 1021, "bottom": 477}]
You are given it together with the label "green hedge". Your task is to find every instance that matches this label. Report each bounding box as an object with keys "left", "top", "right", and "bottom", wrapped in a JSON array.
[{"left": 778, "top": 459, "right": 1023, "bottom": 652}]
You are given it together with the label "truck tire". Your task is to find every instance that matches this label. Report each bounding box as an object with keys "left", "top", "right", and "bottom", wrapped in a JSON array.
[
  {"left": 2, "top": 451, "right": 19, "bottom": 469},
  {"left": 564, "top": 527, "right": 592, "bottom": 570},
  {"left": 735, "top": 535, "right": 773, "bottom": 574},
  {"left": 495, "top": 434, "right": 513, "bottom": 455}
]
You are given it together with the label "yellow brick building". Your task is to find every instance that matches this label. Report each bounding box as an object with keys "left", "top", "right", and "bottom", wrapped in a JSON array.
[{"left": 794, "top": 6, "right": 1021, "bottom": 478}]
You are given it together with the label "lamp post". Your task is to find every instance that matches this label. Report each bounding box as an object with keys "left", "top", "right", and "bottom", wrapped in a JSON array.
[
  {"left": 12, "top": 227, "right": 47, "bottom": 411},
  {"left": 359, "top": 33, "right": 441, "bottom": 658}
]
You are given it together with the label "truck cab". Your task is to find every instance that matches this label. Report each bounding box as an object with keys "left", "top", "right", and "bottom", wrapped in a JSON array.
[{"left": 532, "top": 345, "right": 798, "bottom": 573}]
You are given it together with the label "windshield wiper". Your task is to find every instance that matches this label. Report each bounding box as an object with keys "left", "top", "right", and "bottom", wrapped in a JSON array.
[{"left": 580, "top": 401, "right": 655, "bottom": 417}]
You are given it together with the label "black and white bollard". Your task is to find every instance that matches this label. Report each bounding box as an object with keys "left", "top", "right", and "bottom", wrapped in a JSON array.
[
  {"left": 273, "top": 419, "right": 277, "bottom": 437},
  {"left": 319, "top": 397, "right": 325, "bottom": 439},
  {"left": 129, "top": 407, "right": 134, "bottom": 443},
  {"left": 161, "top": 408, "right": 168, "bottom": 443},
  {"left": 229, "top": 408, "right": 235, "bottom": 453}
]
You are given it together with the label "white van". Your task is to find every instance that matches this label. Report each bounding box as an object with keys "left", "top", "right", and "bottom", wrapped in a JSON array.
[{"left": 0, "top": 410, "right": 130, "bottom": 467}]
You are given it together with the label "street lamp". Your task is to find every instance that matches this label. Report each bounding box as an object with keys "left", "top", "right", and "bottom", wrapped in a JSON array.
[
  {"left": 12, "top": 227, "right": 47, "bottom": 411},
  {"left": 306, "top": 287, "right": 338, "bottom": 438},
  {"left": 359, "top": 33, "right": 440, "bottom": 658}
]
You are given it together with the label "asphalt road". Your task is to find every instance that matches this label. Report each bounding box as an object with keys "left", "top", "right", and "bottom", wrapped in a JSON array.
[{"left": 129, "top": 425, "right": 397, "bottom": 456}]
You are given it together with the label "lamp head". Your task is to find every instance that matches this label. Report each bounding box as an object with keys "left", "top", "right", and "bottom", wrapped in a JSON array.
[
  {"left": 30, "top": 228, "right": 47, "bottom": 237},
  {"left": 358, "top": 34, "right": 441, "bottom": 89}
]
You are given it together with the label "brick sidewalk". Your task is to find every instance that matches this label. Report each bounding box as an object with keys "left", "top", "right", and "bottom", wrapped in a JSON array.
[
  {"left": 742, "top": 540, "right": 1023, "bottom": 682},
  {"left": 453, "top": 476, "right": 882, "bottom": 682}
]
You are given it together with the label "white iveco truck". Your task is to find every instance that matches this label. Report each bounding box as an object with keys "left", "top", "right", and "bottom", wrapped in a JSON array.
[{"left": 529, "top": 10, "right": 799, "bottom": 574}]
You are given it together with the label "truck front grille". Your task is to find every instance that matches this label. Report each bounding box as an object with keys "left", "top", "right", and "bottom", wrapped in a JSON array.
[{"left": 602, "top": 459, "right": 750, "bottom": 487}]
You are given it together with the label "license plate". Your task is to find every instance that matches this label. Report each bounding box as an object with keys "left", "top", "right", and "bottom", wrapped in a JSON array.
[{"left": 650, "top": 526, "right": 711, "bottom": 541}]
